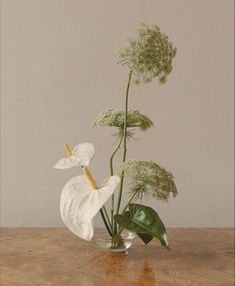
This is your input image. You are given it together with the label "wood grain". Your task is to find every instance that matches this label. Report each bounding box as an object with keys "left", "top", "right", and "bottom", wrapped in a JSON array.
[{"left": 0, "top": 228, "right": 234, "bottom": 286}]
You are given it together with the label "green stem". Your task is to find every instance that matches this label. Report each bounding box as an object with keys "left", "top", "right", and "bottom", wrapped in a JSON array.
[
  {"left": 115, "top": 227, "right": 124, "bottom": 239},
  {"left": 110, "top": 130, "right": 124, "bottom": 176},
  {"left": 115, "top": 192, "right": 137, "bottom": 239},
  {"left": 99, "top": 209, "right": 112, "bottom": 237},
  {"left": 122, "top": 192, "right": 137, "bottom": 213},
  {"left": 110, "top": 130, "right": 124, "bottom": 235},
  {"left": 102, "top": 206, "right": 112, "bottom": 231},
  {"left": 116, "top": 71, "right": 132, "bottom": 215}
]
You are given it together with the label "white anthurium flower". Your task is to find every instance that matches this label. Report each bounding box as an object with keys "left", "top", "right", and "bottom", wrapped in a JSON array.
[
  {"left": 54, "top": 143, "right": 95, "bottom": 169},
  {"left": 60, "top": 174, "right": 120, "bottom": 241},
  {"left": 55, "top": 142, "right": 120, "bottom": 241}
]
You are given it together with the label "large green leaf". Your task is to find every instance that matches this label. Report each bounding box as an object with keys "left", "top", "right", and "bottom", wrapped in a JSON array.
[
  {"left": 136, "top": 233, "right": 153, "bottom": 245},
  {"left": 114, "top": 203, "right": 169, "bottom": 249}
]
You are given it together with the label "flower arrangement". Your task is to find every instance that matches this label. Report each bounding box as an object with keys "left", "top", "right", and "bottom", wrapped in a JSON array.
[{"left": 55, "top": 23, "right": 177, "bottom": 251}]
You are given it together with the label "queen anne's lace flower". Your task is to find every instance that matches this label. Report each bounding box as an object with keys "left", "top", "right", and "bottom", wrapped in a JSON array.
[
  {"left": 92, "top": 109, "right": 154, "bottom": 131},
  {"left": 120, "top": 160, "right": 177, "bottom": 201},
  {"left": 116, "top": 23, "right": 177, "bottom": 84}
]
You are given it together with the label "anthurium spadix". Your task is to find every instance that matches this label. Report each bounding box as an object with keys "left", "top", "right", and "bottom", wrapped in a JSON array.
[{"left": 54, "top": 143, "right": 120, "bottom": 241}]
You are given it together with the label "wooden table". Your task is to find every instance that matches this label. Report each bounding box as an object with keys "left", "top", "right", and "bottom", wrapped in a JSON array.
[{"left": 0, "top": 228, "right": 234, "bottom": 286}]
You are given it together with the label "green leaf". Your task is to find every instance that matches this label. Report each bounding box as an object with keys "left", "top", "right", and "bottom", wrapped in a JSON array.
[
  {"left": 114, "top": 203, "right": 169, "bottom": 249},
  {"left": 137, "top": 233, "right": 153, "bottom": 245}
]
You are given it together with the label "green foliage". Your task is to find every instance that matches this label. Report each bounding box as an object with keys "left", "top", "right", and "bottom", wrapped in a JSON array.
[
  {"left": 116, "top": 23, "right": 177, "bottom": 84},
  {"left": 92, "top": 109, "right": 154, "bottom": 131},
  {"left": 137, "top": 233, "right": 153, "bottom": 245},
  {"left": 114, "top": 203, "right": 169, "bottom": 249},
  {"left": 90, "top": 23, "right": 178, "bottom": 244},
  {"left": 120, "top": 160, "right": 177, "bottom": 201}
]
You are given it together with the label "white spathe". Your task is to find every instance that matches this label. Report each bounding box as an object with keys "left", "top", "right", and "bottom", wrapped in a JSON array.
[
  {"left": 60, "top": 175, "right": 120, "bottom": 241},
  {"left": 54, "top": 143, "right": 95, "bottom": 169}
]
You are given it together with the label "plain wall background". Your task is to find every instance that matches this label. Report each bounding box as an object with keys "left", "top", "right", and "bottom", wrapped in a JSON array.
[{"left": 1, "top": 0, "right": 234, "bottom": 227}]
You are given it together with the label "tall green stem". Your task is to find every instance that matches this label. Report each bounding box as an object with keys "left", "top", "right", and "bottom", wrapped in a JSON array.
[
  {"left": 110, "top": 130, "right": 124, "bottom": 234},
  {"left": 116, "top": 71, "right": 132, "bottom": 215},
  {"left": 99, "top": 209, "right": 112, "bottom": 236},
  {"left": 114, "top": 192, "right": 137, "bottom": 239},
  {"left": 110, "top": 130, "right": 124, "bottom": 176},
  {"left": 102, "top": 206, "right": 112, "bottom": 230},
  {"left": 122, "top": 192, "right": 137, "bottom": 213}
]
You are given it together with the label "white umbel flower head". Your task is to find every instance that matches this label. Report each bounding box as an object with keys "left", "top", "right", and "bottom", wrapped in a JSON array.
[
  {"left": 54, "top": 143, "right": 95, "bottom": 169},
  {"left": 60, "top": 175, "right": 120, "bottom": 241}
]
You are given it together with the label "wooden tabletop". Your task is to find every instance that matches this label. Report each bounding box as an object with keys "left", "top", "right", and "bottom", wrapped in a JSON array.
[{"left": 0, "top": 228, "right": 234, "bottom": 286}]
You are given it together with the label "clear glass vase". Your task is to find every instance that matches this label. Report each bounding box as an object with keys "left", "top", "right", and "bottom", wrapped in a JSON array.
[{"left": 93, "top": 232, "right": 135, "bottom": 253}]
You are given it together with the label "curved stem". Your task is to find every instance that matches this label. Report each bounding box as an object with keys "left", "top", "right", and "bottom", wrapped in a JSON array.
[
  {"left": 110, "top": 130, "right": 124, "bottom": 176},
  {"left": 110, "top": 130, "right": 124, "bottom": 234},
  {"left": 116, "top": 71, "right": 132, "bottom": 215}
]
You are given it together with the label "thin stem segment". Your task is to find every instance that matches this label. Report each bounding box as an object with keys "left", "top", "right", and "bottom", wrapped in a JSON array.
[
  {"left": 114, "top": 192, "right": 137, "bottom": 239},
  {"left": 122, "top": 192, "right": 137, "bottom": 213},
  {"left": 110, "top": 129, "right": 124, "bottom": 176},
  {"left": 116, "top": 71, "right": 132, "bottom": 215},
  {"left": 110, "top": 130, "right": 124, "bottom": 234},
  {"left": 100, "top": 209, "right": 112, "bottom": 236},
  {"left": 102, "top": 206, "right": 112, "bottom": 230}
]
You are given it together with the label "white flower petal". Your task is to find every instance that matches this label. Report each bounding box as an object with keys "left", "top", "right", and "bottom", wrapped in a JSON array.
[
  {"left": 91, "top": 175, "right": 121, "bottom": 218},
  {"left": 69, "top": 219, "right": 94, "bottom": 241},
  {"left": 60, "top": 175, "right": 120, "bottom": 241},
  {"left": 54, "top": 156, "right": 79, "bottom": 169},
  {"left": 72, "top": 143, "right": 95, "bottom": 166}
]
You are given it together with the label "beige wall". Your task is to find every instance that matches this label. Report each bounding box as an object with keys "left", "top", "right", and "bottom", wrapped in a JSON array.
[{"left": 1, "top": 0, "right": 234, "bottom": 227}]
